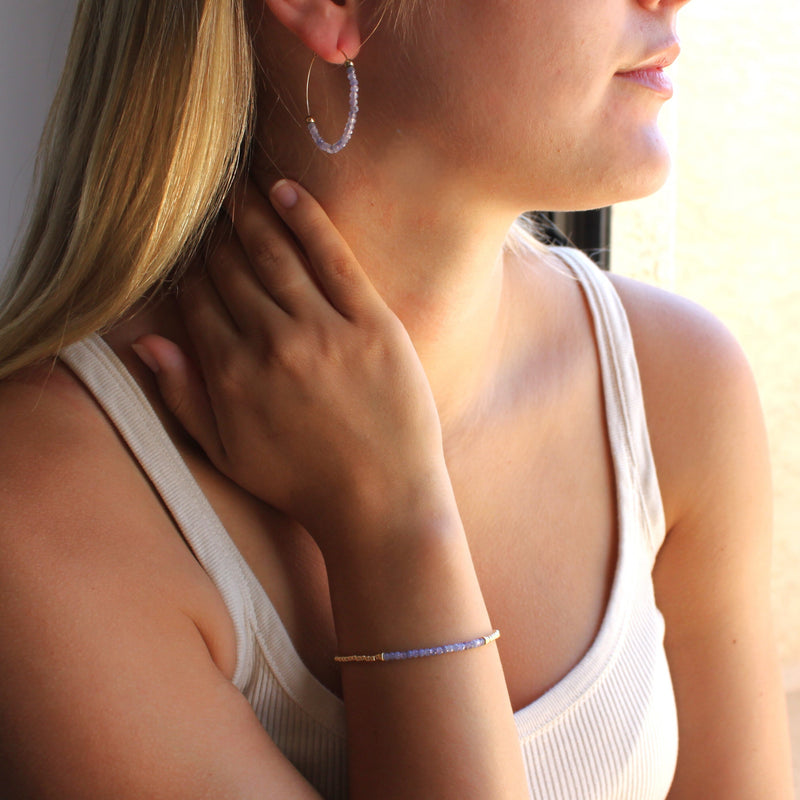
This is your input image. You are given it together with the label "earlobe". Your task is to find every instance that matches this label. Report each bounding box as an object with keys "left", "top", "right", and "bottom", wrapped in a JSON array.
[{"left": 265, "top": 0, "right": 361, "bottom": 63}]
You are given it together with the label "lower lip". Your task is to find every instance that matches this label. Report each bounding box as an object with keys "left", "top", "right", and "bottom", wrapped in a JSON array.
[{"left": 615, "top": 68, "right": 673, "bottom": 98}]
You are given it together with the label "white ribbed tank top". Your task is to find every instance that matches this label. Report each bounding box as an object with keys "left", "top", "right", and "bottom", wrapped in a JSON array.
[{"left": 61, "top": 247, "right": 679, "bottom": 799}]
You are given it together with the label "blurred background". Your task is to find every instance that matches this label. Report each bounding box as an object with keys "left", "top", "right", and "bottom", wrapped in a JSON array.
[
  {"left": 612, "top": 0, "right": 800, "bottom": 694},
  {"left": 613, "top": 1, "right": 800, "bottom": 787},
  {"left": 1, "top": 0, "right": 798, "bottom": 787}
]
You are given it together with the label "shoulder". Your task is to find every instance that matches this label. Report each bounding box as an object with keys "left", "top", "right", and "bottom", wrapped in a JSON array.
[
  {"left": 0, "top": 363, "right": 121, "bottom": 528},
  {"left": 605, "top": 275, "right": 793, "bottom": 796},
  {"left": 0, "top": 365, "right": 315, "bottom": 797},
  {"left": 605, "top": 272, "right": 766, "bottom": 535},
  {"left": 606, "top": 270, "right": 754, "bottom": 400},
  {"left": 0, "top": 362, "right": 236, "bottom": 675},
  {"left": 0, "top": 361, "right": 155, "bottom": 539},
  {"left": 606, "top": 270, "right": 747, "bottom": 366}
]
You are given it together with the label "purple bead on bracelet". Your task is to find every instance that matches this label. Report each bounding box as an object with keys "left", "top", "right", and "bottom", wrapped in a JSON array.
[{"left": 334, "top": 629, "right": 500, "bottom": 664}]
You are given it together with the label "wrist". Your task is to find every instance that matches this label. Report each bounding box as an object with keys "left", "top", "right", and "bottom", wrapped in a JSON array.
[
  {"left": 321, "top": 481, "right": 464, "bottom": 578},
  {"left": 324, "top": 513, "right": 492, "bottom": 658},
  {"left": 314, "top": 455, "right": 462, "bottom": 557}
]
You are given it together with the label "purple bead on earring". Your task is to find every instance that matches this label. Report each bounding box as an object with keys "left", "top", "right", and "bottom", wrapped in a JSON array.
[{"left": 305, "top": 55, "right": 359, "bottom": 155}]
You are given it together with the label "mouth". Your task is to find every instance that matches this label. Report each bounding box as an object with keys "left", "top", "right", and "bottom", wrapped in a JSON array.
[
  {"left": 621, "top": 40, "right": 682, "bottom": 72},
  {"left": 615, "top": 40, "right": 681, "bottom": 98},
  {"left": 615, "top": 67, "right": 674, "bottom": 97}
]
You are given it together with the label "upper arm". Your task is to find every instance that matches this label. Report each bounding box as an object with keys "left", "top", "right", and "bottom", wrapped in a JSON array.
[
  {"left": 609, "top": 274, "right": 794, "bottom": 798},
  {"left": 0, "top": 372, "right": 322, "bottom": 799}
]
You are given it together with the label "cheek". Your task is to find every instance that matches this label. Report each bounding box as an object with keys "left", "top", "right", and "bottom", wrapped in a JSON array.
[
  {"left": 502, "top": 90, "right": 673, "bottom": 209},
  {"left": 370, "top": 4, "right": 671, "bottom": 205}
]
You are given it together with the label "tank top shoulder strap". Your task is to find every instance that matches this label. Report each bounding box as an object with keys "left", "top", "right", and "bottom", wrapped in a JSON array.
[
  {"left": 61, "top": 334, "right": 351, "bottom": 734},
  {"left": 59, "top": 333, "right": 259, "bottom": 687},
  {"left": 550, "top": 246, "right": 667, "bottom": 563}
]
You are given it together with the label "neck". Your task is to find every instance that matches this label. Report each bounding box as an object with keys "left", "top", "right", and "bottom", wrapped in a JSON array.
[{"left": 250, "top": 142, "right": 525, "bottom": 428}]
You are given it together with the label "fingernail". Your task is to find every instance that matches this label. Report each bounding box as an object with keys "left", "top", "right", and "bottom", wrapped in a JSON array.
[
  {"left": 271, "top": 180, "right": 298, "bottom": 209},
  {"left": 131, "top": 343, "right": 160, "bottom": 374}
]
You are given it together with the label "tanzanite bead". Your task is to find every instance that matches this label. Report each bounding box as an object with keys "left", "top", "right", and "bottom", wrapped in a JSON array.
[{"left": 306, "top": 60, "right": 359, "bottom": 155}]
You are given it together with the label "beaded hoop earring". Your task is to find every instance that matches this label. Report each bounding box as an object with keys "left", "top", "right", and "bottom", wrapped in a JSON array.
[{"left": 305, "top": 53, "right": 359, "bottom": 155}]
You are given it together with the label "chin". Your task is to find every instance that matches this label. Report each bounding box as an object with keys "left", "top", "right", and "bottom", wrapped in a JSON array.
[
  {"left": 618, "top": 116, "right": 675, "bottom": 191},
  {"left": 533, "top": 161, "right": 672, "bottom": 214},
  {"left": 622, "top": 140, "right": 673, "bottom": 200},
  {"left": 607, "top": 159, "right": 672, "bottom": 206},
  {"left": 504, "top": 122, "right": 674, "bottom": 213},
  {"left": 573, "top": 129, "right": 673, "bottom": 210}
]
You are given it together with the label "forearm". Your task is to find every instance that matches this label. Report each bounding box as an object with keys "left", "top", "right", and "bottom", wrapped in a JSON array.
[
  {"left": 137, "top": 179, "right": 531, "bottom": 797},
  {"left": 326, "top": 516, "right": 529, "bottom": 800}
]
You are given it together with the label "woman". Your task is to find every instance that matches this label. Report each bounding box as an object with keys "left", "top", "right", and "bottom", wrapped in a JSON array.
[{"left": 0, "top": 0, "right": 793, "bottom": 797}]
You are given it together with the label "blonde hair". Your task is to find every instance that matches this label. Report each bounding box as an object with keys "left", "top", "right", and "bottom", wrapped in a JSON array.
[
  {"left": 0, "top": 0, "right": 520, "bottom": 379},
  {"left": 0, "top": 0, "right": 255, "bottom": 378},
  {"left": 376, "top": 0, "right": 424, "bottom": 35}
]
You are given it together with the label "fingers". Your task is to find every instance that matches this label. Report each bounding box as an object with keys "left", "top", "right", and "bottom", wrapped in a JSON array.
[
  {"left": 202, "top": 218, "right": 291, "bottom": 336},
  {"left": 131, "top": 335, "right": 227, "bottom": 466},
  {"left": 268, "top": 180, "right": 383, "bottom": 320},
  {"left": 178, "top": 269, "right": 239, "bottom": 358},
  {"left": 225, "top": 181, "right": 327, "bottom": 318}
]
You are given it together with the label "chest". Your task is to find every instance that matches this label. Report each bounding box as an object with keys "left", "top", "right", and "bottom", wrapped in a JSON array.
[{"left": 187, "top": 347, "right": 618, "bottom": 712}]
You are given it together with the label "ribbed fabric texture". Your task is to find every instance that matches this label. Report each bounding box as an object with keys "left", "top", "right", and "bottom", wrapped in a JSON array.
[{"left": 60, "top": 247, "right": 678, "bottom": 799}]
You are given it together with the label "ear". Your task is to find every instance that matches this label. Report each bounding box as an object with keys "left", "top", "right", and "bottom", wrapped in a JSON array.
[{"left": 265, "top": 0, "right": 362, "bottom": 63}]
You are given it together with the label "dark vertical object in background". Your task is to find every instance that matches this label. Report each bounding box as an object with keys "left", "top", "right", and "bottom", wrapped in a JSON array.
[{"left": 527, "top": 209, "right": 612, "bottom": 271}]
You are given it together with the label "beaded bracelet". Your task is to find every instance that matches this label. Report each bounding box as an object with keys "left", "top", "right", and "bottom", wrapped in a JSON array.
[{"left": 335, "top": 630, "right": 500, "bottom": 663}]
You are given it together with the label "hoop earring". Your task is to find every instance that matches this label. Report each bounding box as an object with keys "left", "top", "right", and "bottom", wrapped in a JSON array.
[{"left": 305, "top": 53, "right": 359, "bottom": 155}]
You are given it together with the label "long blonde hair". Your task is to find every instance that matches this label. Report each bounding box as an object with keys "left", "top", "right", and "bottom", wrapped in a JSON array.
[
  {"left": 0, "top": 0, "right": 255, "bottom": 378},
  {"left": 0, "top": 0, "right": 516, "bottom": 379}
]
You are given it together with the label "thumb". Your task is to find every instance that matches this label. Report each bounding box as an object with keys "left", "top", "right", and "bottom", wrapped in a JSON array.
[{"left": 131, "top": 335, "right": 225, "bottom": 463}]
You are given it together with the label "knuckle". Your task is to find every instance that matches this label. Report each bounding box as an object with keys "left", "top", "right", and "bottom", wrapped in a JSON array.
[
  {"left": 299, "top": 214, "right": 332, "bottom": 247},
  {"left": 274, "top": 273, "right": 308, "bottom": 305},
  {"left": 164, "top": 385, "right": 191, "bottom": 419},
  {"left": 213, "top": 356, "right": 248, "bottom": 399},
  {"left": 270, "top": 331, "right": 310, "bottom": 372},
  {"left": 250, "top": 237, "right": 285, "bottom": 274},
  {"left": 325, "top": 255, "right": 356, "bottom": 285}
]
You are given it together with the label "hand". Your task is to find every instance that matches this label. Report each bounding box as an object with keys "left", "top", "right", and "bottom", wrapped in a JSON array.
[{"left": 134, "top": 180, "right": 456, "bottom": 557}]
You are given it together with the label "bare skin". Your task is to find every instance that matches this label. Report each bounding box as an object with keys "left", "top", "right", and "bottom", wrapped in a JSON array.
[
  {"left": 0, "top": 0, "right": 793, "bottom": 796},
  {"left": 0, "top": 185, "right": 791, "bottom": 796}
]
